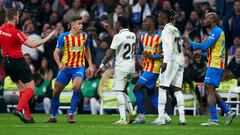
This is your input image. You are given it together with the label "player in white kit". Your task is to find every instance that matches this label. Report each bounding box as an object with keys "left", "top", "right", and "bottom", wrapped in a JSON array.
[
  {"left": 96, "top": 16, "right": 137, "bottom": 124},
  {"left": 151, "top": 9, "right": 186, "bottom": 125}
]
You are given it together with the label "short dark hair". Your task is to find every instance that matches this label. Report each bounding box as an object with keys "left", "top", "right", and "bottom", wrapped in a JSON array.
[
  {"left": 146, "top": 15, "right": 158, "bottom": 28},
  {"left": 115, "top": 3, "right": 124, "bottom": 9},
  {"left": 234, "top": 0, "right": 240, "bottom": 4},
  {"left": 161, "top": 9, "right": 177, "bottom": 23},
  {"left": 159, "top": 10, "right": 169, "bottom": 19},
  {"left": 6, "top": 8, "right": 18, "bottom": 20},
  {"left": 117, "top": 16, "right": 128, "bottom": 28},
  {"left": 169, "top": 9, "right": 177, "bottom": 21},
  {"left": 71, "top": 16, "right": 82, "bottom": 22}
]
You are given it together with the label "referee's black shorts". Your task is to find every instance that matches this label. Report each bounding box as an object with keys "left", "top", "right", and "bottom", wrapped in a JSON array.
[{"left": 2, "top": 57, "right": 33, "bottom": 83}]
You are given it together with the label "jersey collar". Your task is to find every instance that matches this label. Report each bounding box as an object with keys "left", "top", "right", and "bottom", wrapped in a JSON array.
[
  {"left": 164, "top": 23, "right": 173, "bottom": 29},
  {"left": 7, "top": 22, "right": 15, "bottom": 27},
  {"left": 119, "top": 29, "right": 129, "bottom": 33}
]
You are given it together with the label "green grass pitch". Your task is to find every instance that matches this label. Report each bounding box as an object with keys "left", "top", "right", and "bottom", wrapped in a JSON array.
[{"left": 0, "top": 114, "right": 239, "bottom": 135}]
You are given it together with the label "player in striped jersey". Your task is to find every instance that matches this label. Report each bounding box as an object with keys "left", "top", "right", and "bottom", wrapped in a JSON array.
[
  {"left": 186, "top": 12, "right": 236, "bottom": 126},
  {"left": 132, "top": 15, "right": 163, "bottom": 124},
  {"left": 45, "top": 16, "right": 94, "bottom": 123}
]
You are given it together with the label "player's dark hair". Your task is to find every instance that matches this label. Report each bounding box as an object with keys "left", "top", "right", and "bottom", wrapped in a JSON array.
[
  {"left": 117, "top": 16, "right": 128, "bottom": 28},
  {"left": 71, "top": 16, "right": 82, "bottom": 22},
  {"left": 234, "top": 0, "right": 240, "bottom": 4},
  {"left": 169, "top": 9, "right": 177, "bottom": 21},
  {"left": 115, "top": 3, "right": 124, "bottom": 9},
  {"left": 6, "top": 8, "right": 18, "bottom": 20},
  {"left": 159, "top": 10, "right": 169, "bottom": 19},
  {"left": 163, "top": 9, "right": 177, "bottom": 23},
  {"left": 146, "top": 15, "right": 158, "bottom": 29}
]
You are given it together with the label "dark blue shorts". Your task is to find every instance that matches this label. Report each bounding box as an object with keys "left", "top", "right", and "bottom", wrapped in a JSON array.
[
  {"left": 137, "top": 71, "right": 159, "bottom": 89},
  {"left": 204, "top": 67, "right": 223, "bottom": 88},
  {"left": 56, "top": 67, "right": 85, "bottom": 85}
]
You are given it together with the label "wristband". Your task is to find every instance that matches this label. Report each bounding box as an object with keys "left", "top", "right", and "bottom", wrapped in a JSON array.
[{"left": 99, "top": 63, "right": 105, "bottom": 69}]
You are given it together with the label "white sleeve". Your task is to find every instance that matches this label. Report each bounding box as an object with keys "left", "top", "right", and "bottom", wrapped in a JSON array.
[
  {"left": 110, "top": 35, "right": 122, "bottom": 49},
  {"left": 162, "top": 28, "right": 173, "bottom": 63}
]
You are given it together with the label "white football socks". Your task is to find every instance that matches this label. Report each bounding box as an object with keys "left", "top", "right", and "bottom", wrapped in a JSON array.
[
  {"left": 174, "top": 91, "right": 185, "bottom": 121},
  {"left": 123, "top": 93, "right": 134, "bottom": 113},
  {"left": 158, "top": 88, "right": 167, "bottom": 119},
  {"left": 116, "top": 92, "right": 126, "bottom": 121}
]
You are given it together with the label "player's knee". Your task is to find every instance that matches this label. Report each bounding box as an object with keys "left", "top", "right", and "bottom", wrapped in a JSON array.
[
  {"left": 72, "top": 86, "right": 81, "bottom": 93},
  {"left": 205, "top": 84, "right": 215, "bottom": 91},
  {"left": 206, "top": 86, "right": 215, "bottom": 96},
  {"left": 53, "top": 87, "right": 63, "bottom": 97},
  {"left": 133, "top": 84, "right": 142, "bottom": 92},
  {"left": 207, "top": 95, "right": 217, "bottom": 105},
  {"left": 52, "top": 90, "right": 60, "bottom": 97},
  {"left": 116, "top": 92, "right": 125, "bottom": 105}
]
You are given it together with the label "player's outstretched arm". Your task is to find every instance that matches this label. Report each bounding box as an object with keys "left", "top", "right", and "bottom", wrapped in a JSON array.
[
  {"left": 23, "top": 30, "right": 56, "bottom": 48},
  {"left": 188, "top": 31, "right": 220, "bottom": 51},
  {"left": 101, "top": 22, "right": 115, "bottom": 39}
]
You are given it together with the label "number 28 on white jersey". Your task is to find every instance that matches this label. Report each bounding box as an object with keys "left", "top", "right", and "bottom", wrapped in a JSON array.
[{"left": 110, "top": 29, "right": 136, "bottom": 73}]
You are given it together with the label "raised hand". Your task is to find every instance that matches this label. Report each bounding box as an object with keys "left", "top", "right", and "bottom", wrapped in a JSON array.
[
  {"left": 87, "top": 65, "right": 95, "bottom": 78},
  {"left": 142, "top": 51, "right": 152, "bottom": 59},
  {"left": 157, "top": 50, "right": 164, "bottom": 58},
  {"left": 46, "top": 30, "right": 56, "bottom": 40},
  {"left": 181, "top": 36, "right": 189, "bottom": 43},
  {"left": 101, "top": 22, "right": 110, "bottom": 31}
]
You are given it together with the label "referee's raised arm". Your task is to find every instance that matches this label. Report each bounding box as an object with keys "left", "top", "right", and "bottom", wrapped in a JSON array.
[{"left": 24, "top": 30, "right": 56, "bottom": 48}]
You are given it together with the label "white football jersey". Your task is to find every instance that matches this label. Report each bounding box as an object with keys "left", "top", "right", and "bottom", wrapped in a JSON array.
[
  {"left": 162, "top": 23, "right": 184, "bottom": 66},
  {"left": 110, "top": 29, "right": 136, "bottom": 73}
]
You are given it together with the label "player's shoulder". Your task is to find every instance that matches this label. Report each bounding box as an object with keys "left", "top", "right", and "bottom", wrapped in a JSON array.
[
  {"left": 59, "top": 32, "right": 70, "bottom": 38},
  {"left": 211, "top": 26, "right": 223, "bottom": 36},
  {"left": 156, "top": 31, "right": 162, "bottom": 36},
  {"left": 126, "top": 31, "right": 136, "bottom": 37},
  {"left": 139, "top": 31, "right": 147, "bottom": 38},
  {"left": 113, "top": 32, "right": 121, "bottom": 39},
  {"left": 81, "top": 31, "right": 87, "bottom": 35},
  {"left": 163, "top": 23, "right": 175, "bottom": 30},
  {"left": 140, "top": 31, "right": 147, "bottom": 36},
  {"left": 0, "top": 23, "right": 8, "bottom": 30},
  {"left": 80, "top": 31, "right": 88, "bottom": 39},
  {"left": 213, "top": 26, "right": 223, "bottom": 33}
]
